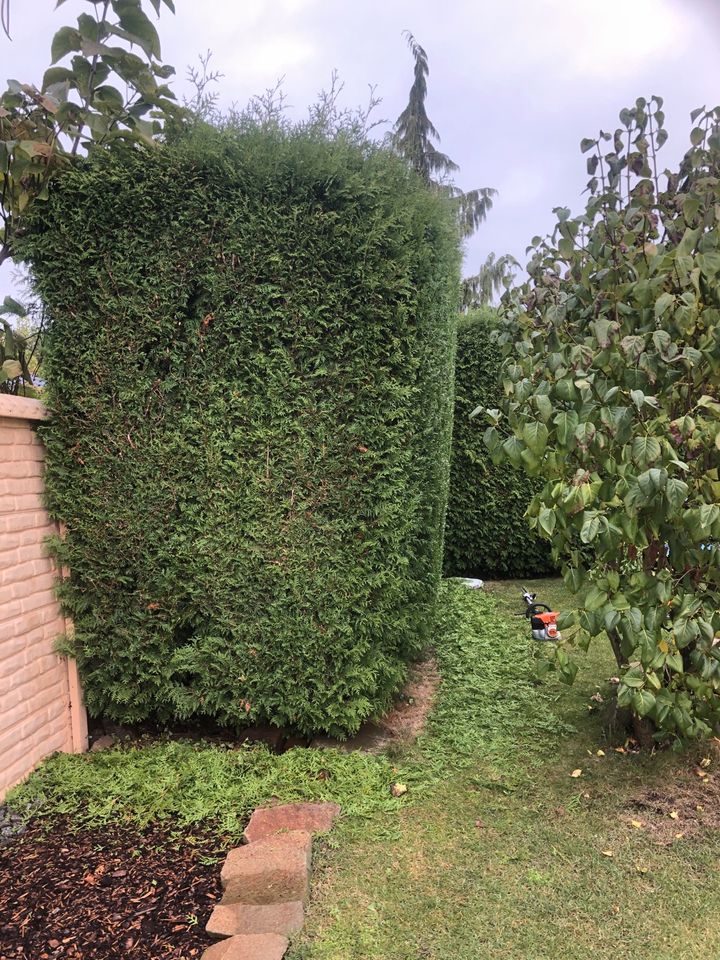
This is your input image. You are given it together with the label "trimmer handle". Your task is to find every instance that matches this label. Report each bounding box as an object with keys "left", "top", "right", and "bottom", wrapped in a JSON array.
[{"left": 526, "top": 601, "right": 553, "bottom": 618}]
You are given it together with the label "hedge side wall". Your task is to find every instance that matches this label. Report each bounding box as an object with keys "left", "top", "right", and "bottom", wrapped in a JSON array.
[
  {"left": 443, "top": 311, "right": 556, "bottom": 580},
  {"left": 22, "top": 128, "right": 460, "bottom": 737}
]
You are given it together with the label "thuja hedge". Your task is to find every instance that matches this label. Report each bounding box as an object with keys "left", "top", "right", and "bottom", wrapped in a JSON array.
[
  {"left": 443, "top": 311, "right": 556, "bottom": 579},
  {"left": 23, "top": 127, "right": 460, "bottom": 737}
]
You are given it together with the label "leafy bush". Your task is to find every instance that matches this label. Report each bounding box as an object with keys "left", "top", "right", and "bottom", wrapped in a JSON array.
[
  {"left": 488, "top": 99, "right": 720, "bottom": 744},
  {"left": 21, "top": 125, "right": 460, "bottom": 737},
  {"left": 443, "top": 310, "right": 556, "bottom": 579}
]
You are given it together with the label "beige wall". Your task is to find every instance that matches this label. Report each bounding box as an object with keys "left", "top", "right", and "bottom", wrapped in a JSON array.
[{"left": 0, "top": 394, "right": 87, "bottom": 801}]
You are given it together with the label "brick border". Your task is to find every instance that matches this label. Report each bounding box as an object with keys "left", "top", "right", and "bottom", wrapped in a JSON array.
[{"left": 202, "top": 802, "right": 340, "bottom": 959}]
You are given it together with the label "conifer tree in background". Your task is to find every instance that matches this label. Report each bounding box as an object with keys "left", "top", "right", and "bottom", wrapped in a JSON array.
[{"left": 391, "top": 31, "right": 502, "bottom": 306}]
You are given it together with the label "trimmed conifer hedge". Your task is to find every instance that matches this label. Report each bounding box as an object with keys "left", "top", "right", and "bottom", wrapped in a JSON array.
[
  {"left": 443, "top": 310, "right": 556, "bottom": 579},
  {"left": 22, "top": 127, "right": 460, "bottom": 737}
]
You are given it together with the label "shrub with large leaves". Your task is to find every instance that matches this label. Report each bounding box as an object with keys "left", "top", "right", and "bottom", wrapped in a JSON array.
[{"left": 487, "top": 99, "right": 720, "bottom": 745}]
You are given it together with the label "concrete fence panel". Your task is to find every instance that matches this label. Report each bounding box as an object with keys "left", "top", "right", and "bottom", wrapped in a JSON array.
[{"left": 0, "top": 394, "right": 87, "bottom": 801}]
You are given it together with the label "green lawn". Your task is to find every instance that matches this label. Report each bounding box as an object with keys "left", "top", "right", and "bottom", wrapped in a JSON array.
[
  {"left": 289, "top": 579, "right": 720, "bottom": 960},
  {"left": 8, "top": 579, "right": 720, "bottom": 959}
]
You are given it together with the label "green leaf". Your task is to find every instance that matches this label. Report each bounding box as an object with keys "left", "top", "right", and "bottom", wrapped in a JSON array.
[
  {"left": 538, "top": 507, "right": 556, "bottom": 536},
  {"left": 654, "top": 292, "right": 674, "bottom": 317},
  {"left": 51, "top": 26, "right": 82, "bottom": 64},
  {"left": 1, "top": 359, "right": 22, "bottom": 380},
  {"left": 666, "top": 477, "right": 689, "bottom": 512},
  {"left": 522, "top": 421, "right": 549, "bottom": 456},
  {"left": 114, "top": 1, "right": 162, "bottom": 58},
  {"left": 534, "top": 394, "right": 553, "bottom": 422},
  {"left": 92, "top": 84, "right": 125, "bottom": 112},
  {"left": 631, "top": 435, "right": 661, "bottom": 465},
  {"left": 632, "top": 689, "right": 656, "bottom": 717},
  {"left": 622, "top": 665, "right": 646, "bottom": 689},
  {"left": 580, "top": 513, "right": 601, "bottom": 544},
  {"left": 42, "top": 66, "right": 74, "bottom": 91},
  {"left": 637, "top": 467, "right": 668, "bottom": 498},
  {"left": 1, "top": 296, "right": 27, "bottom": 316},
  {"left": 698, "top": 395, "right": 720, "bottom": 418},
  {"left": 698, "top": 252, "right": 720, "bottom": 278},
  {"left": 553, "top": 410, "right": 579, "bottom": 445},
  {"left": 502, "top": 435, "right": 524, "bottom": 466}
]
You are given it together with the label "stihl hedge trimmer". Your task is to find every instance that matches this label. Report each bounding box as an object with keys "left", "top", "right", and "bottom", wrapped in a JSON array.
[{"left": 522, "top": 588, "right": 561, "bottom": 642}]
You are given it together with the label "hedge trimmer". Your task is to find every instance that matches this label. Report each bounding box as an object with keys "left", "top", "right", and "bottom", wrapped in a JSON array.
[{"left": 522, "top": 588, "right": 561, "bottom": 642}]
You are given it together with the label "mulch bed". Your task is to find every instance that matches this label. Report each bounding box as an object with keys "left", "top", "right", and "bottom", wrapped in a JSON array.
[{"left": 0, "top": 816, "right": 231, "bottom": 960}]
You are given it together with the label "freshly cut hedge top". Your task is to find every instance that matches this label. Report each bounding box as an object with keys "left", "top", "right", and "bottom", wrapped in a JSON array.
[
  {"left": 443, "top": 311, "right": 556, "bottom": 579},
  {"left": 24, "top": 127, "right": 460, "bottom": 737}
]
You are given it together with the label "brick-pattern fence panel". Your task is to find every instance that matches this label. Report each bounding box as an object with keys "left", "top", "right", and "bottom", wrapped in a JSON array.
[{"left": 0, "top": 395, "right": 87, "bottom": 801}]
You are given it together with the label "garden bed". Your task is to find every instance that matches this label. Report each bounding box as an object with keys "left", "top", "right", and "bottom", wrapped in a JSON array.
[{"left": 0, "top": 818, "right": 229, "bottom": 960}]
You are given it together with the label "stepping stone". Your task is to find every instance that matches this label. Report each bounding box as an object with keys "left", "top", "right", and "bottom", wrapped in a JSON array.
[
  {"left": 243, "top": 802, "right": 341, "bottom": 843},
  {"left": 207, "top": 901, "right": 304, "bottom": 939},
  {"left": 221, "top": 830, "right": 312, "bottom": 905},
  {"left": 201, "top": 933, "right": 289, "bottom": 960}
]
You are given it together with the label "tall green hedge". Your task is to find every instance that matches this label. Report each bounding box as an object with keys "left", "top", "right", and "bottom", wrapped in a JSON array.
[
  {"left": 443, "top": 311, "right": 556, "bottom": 580},
  {"left": 22, "top": 127, "right": 460, "bottom": 737}
]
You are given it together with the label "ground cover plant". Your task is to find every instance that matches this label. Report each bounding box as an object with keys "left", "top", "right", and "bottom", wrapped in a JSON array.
[
  {"left": 20, "top": 124, "right": 460, "bottom": 738},
  {"left": 4, "top": 582, "right": 719, "bottom": 959},
  {"left": 485, "top": 100, "right": 720, "bottom": 745},
  {"left": 443, "top": 309, "right": 556, "bottom": 579}
]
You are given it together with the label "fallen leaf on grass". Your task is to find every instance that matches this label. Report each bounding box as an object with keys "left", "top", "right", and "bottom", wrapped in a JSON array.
[
  {"left": 390, "top": 782, "right": 407, "bottom": 797},
  {"left": 630, "top": 819, "right": 644, "bottom": 829},
  {"left": 602, "top": 849, "right": 614, "bottom": 857},
  {"left": 635, "top": 864, "right": 648, "bottom": 874},
  {"left": 570, "top": 769, "right": 582, "bottom": 778},
  {"left": 669, "top": 810, "right": 679, "bottom": 820},
  {"left": 700, "top": 757, "right": 712, "bottom": 769},
  {"left": 596, "top": 749, "right": 606, "bottom": 757},
  {"left": 474, "top": 819, "right": 485, "bottom": 829}
]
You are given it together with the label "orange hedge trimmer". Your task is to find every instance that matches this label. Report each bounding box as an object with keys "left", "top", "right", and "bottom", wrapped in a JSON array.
[{"left": 522, "top": 588, "right": 561, "bottom": 642}]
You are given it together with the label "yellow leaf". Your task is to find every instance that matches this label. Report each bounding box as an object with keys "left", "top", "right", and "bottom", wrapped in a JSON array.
[
  {"left": 596, "top": 749, "right": 606, "bottom": 757},
  {"left": 390, "top": 782, "right": 407, "bottom": 797},
  {"left": 635, "top": 864, "right": 648, "bottom": 874},
  {"left": 631, "top": 819, "right": 644, "bottom": 829},
  {"left": 659, "top": 639, "right": 669, "bottom": 654},
  {"left": 669, "top": 810, "right": 679, "bottom": 820},
  {"left": 570, "top": 769, "right": 583, "bottom": 778},
  {"left": 700, "top": 757, "right": 711, "bottom": 769},
  {"left": 602, "top": 849, "right": 614, "bottom": 857},
  {"left": 675, "top": 832, "right": 685, "bottom": 840}
]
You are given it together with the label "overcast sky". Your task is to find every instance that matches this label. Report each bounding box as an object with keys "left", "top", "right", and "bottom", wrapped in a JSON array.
[{"left": 2, "top": 0, "right": 719, "bottom": 302}]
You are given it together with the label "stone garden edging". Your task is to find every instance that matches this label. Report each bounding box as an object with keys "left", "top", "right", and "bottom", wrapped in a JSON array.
[{"left": 202, "top": 802, "right": 341, "bottom": 960}]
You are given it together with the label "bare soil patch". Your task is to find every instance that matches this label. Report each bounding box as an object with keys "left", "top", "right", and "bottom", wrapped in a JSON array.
[{"left": 628, "top": 763, "right": 720, "bottom": 844}]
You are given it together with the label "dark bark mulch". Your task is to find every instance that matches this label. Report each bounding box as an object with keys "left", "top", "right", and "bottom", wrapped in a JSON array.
[{"left": 0, "top": 816, "right": 230, "bottom": 960}]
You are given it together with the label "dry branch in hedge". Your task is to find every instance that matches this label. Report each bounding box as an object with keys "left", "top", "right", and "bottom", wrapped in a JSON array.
[{"left": 21, "top": 126, "right": 460, "bottom": 737}]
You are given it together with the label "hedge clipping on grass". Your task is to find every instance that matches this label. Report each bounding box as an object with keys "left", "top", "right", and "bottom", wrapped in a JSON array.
[
  {"left": 443, "top": 310, "right": 555, "bottom": 579},
  {"left": 23, "top": 127, "right": 461, "bottom": 737}
]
